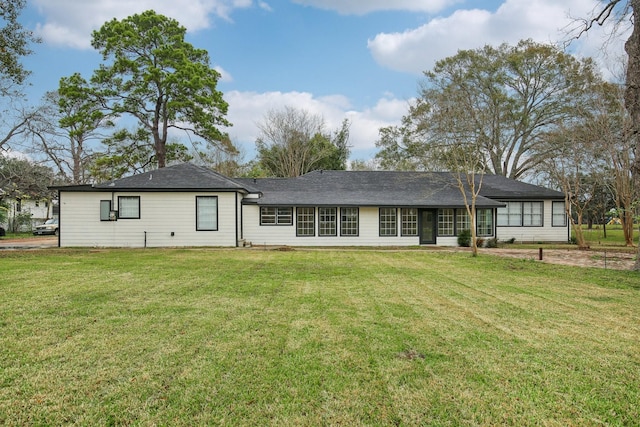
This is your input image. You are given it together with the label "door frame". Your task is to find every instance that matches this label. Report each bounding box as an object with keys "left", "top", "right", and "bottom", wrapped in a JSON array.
[{"left": 419, "top": 209, "right": 437, "bottom": 245}]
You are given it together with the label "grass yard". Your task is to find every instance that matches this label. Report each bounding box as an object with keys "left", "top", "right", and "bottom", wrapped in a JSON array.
[{"left": 1, "top": 248, "right": 639, "bottom": 426}]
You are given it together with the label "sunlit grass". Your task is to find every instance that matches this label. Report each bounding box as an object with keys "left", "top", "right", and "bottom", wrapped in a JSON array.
[{"left": 1, "top": 248, "right": 639, "bottom": 425}]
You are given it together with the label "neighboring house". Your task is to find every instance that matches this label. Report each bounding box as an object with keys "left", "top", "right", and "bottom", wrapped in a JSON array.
[
  {"left": 0, "top": 194, "right": 56, "bottom": 232},
  {"left": 53, "top": 162, "right": 569, "bottom": 248}
]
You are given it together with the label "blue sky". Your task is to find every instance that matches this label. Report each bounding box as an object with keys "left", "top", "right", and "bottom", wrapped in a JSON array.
[{"left": 15, "top": 0, "right": 625, "bottom": 162}]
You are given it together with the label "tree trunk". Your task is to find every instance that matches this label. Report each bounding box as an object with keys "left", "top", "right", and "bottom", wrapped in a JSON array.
[{"left": 625, "top": 0, "right": 640, "bottom": 269}]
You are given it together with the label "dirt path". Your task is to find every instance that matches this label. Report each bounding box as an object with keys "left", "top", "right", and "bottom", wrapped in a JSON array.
[{"left": 479, "top": 247, "right": 637, "bottom": 270}]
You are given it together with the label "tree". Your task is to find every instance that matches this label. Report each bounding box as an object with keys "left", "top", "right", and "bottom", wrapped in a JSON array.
[
  {"left": 26, "top": 74, "right": 113, "bottom": 184},
  {"left": 89, "top": 128, "right": 192, "bottom": 181},
  {"left": 0, "top": 0, "right": 39, "bottom": 91},
  {"left": 586, "top": 81, "right": 637, "bottom": 246},
  {"left": 376, "top": 40, "right": 600, "bottom": 180},
  {"left": 255, "top": 107, "right": 350, "bottom": 177},
  {"left": 0, "top": 157, "right": 55, "bottom": 200},
  {"left": 573, "top": 0, "right": 640, "bottom": 268},
  {"left": 86, "top": 10, "right": 234, "bottom": 168},
  {"left": 1, "top": 0, "right": 40, "bottom": 153}
]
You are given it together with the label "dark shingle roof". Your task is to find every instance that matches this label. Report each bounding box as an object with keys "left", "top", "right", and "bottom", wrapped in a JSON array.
[
  {"left": 92, "top": 163, "right": 253, "bottom": 192},
  {"left": 236, "top": 171, "right": 555, "bottom": 208}
]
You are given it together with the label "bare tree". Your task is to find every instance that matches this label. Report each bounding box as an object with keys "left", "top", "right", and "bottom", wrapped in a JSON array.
[
  {"left": 256, "top": 106, "right": 350, "bottom": 177},
  {"left": 571, "top": 0, "right": 640, "bottom": 268}
]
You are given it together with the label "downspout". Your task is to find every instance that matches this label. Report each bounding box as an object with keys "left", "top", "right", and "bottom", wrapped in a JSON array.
[
  {"left": 235, "top": 192, "right": 239, "bottom": 247},
  {"left": 57, "top": 189, "right": 61, "bottom": 248}
]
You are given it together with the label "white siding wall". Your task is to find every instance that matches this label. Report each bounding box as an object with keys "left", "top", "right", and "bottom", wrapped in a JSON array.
[
  {"left": 59, "top": 191, "right": 238, "bottom": 247},
  {"left": 496, "top": 200, "right": 569, "bottom": 243},
  {"left": 242, "top": 206, "right": 421, "bottom": 247}
]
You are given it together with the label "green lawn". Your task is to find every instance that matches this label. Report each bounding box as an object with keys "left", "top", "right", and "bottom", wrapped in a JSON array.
[{"left": 1, "top": 248, "right": 639, "bottom": 426}]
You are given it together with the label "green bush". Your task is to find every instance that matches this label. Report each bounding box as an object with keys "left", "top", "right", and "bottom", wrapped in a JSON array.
[
  {"left": 457, "top": 229, "right": 471, "bottom": 247},
  {"left": 486, "top": 238, "right": 499, "bottom": 248}
]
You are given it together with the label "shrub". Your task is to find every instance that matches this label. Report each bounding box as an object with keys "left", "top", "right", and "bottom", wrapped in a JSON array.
[
  {"left": 457, "top": 229, "right": 471, "bottom": 247},
  {"left": 476, "top": 238, "right": 485, "bottom": 247},
  {"left": 485, "top": 238, "right": 499, "bottom": 248}
]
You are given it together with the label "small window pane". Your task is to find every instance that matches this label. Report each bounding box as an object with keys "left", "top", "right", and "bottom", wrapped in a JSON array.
[
  {"left": 100, "top": 200, "right": 111, "bottom": 221},
  {"left": 438, "top": 208, "right": 454, "bottom": 236},
  {"left": 457, "top": 209, "right": 470, "bottom": 233},
  {"left": 523, "top": 202, "right": 543, "bottom": 226},
  {"left": 297, "top": 207, "right": 315, "bottom": 236},
  {"left": 379, "top": 208, "right": 397, "bottom": 236},
  {"left": 340, "top": 207, "right": 359, "bottom": 236},
  {"left": 552, "top": 201, "right": 566, "bottom": 227},
  {"left": 401, "top": 208, "right": 418, "bottom": 236},
  {"left": 477, "top": 208, "right": 493, "bottom": 236},
  {"left": 118, "top": 196, "right": 140, "bottom": 219},
  {"left": 197, "top": 196, "right": 218, "bottom": 231},
  {"left": 319, "top": 207, "right": 337, "bottom": 236},
  {"left": 276, "top": 207, "right": 293, "bottom": 225}
]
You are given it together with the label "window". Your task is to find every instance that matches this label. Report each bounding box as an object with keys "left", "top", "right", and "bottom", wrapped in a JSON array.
[
  {"left": 401, "top": 208, "right": 418, "bottom": 236},
  {"left": 340, "top": 207, "right": 359, "bottom": 236},
  {"left": 196, "top": 196, "right": 218, "bottom": 231},
  {"left": 319, "top": 207, "right": 337, "bottom": 236},
  {"left": 523, "top": 202, "right": 543, "bottom": 227},
  {"left": 100, "top": 200, "right": 112, "bottom": 221},
  {"left": 118, "top": 196, "right": 140, "bottom": 219},
  {"left": 476, "top": 208, "right": 493, "bottom": 236},
  {"left": 457, "top": 209, "right": 470, "bottom": 233},
  {"left": 379, "top": 208, "right": 397, "bottom": 236},
  {"left": 552, "top": 201, "right": 566, "bottom": 227},
  {"left": 497, "top": 202, "right": 522, "bottom": 226},
  {"left": 296, "top": 207, "right": 315, "bottom": 236},
  {"left": 438, "top": 208, "right": 455, "bottom": 236},
  {"left": 260, "top": 207, "right": 292, "bottom": 225}
]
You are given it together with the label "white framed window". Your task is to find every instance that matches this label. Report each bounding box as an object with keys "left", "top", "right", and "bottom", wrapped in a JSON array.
[
  {"left": 319, "top": 207, "right": 337, "bottom": 236},
  {"left": 523, "top": 202, "right": 543, "bottom": 227},
  {"left": 260, "top": 207, "right": 292, "bottom": 225},
  {"left": 296, "top": 207, "right": 315, "bottom": 236},
  {"left": 379, "top": 208, "right": 397, "bottom": 236},
  {"left": 118, "top": 196, "right": 140, "bottom": 219},
  {"left": 196, "top": 196, "right": 218, "bottom": 231},
  {"left": 401, "top": 208, "right": 418, "bottom": 236},
  {"left": 340, "top": 207, "right": 359, "bottom": 236},
  {"left": 476, "top": 208, "right": 493, "bottom": 237},
  {"left": 552, "top": 201, "right": 566, "bottom": 227},
  {"left": 438, "top": 208, "right": 455, "bottom": 236}
]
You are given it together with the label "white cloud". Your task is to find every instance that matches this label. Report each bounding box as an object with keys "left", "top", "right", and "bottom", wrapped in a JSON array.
[
  {"left": 214, "top": 65, "right": 234, "bottom": 83},
  {"left": 368, "top": 0, "right": 627, "bottom": 76},
  {"left": 32, "top": 0, "right": 254, "bottom": 49},
  {"left": 291, "top": 0, "right": 458, "bottom": 15},
  {"left": 223, "top": 91, "right": 409, "bottom": 158}
]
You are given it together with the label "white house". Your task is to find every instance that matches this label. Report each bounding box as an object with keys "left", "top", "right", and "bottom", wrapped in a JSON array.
[{"left": 53, "top": 163, "right": 569, "bottom": 247}]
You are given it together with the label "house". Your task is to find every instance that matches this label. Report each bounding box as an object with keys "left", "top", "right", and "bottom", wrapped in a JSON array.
[
  {"left": 53, "top": 162, "right": 569, "bottom": 247},
  {"left": 0, "top": 192, "right": 56, "bottom": 233}
]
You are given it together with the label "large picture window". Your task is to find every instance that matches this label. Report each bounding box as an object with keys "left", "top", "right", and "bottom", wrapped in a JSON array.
[
  {"left": 401, "top": 208, "right": 418, "bottom": 236},
  {"left": 118, "top": 196, "right": 140, "bottom": 219},
  {"left": 340, "top": 207, "right": 359, "bottom": 236},
  {"left": 296, "top": 207, "right": 315, "bottom": 236},
  {"left": 196, "top": 196, "right": 218, "bottom": 231},
  {"left": 260, "top": 207, "right": 293, "bottom": 225},
  {"left": 497, "top": 201, "right": 543, "bottom": 227},
  {"left": 552, "top": 201, "right": 566, "bottom": 227},
  {"left": 319, "top": 207, "right": 337, "bottom": 236},
  {"left": 379, "top": 208, "right": 397, "bottom": 236}
]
